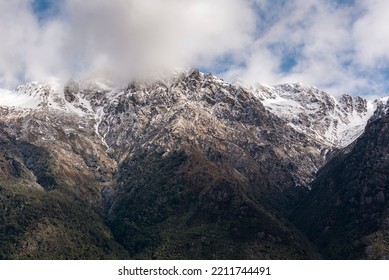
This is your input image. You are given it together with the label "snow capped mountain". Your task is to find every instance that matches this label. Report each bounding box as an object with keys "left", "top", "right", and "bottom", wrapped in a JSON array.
[
  {"left": 2, "top": 70, "right": 389, "bottom": 260},
  {"left": 0, "top": 70, "right": 327, "bottom": 259},
  {"left": 1, "top": 72, "right": 387, "bottom": 153},
  {"left": 0, "top": 70, "right": 329, "bottom": 187},
  {"left": 1, "top": 71, "right": 387, "bottom": 154},
  {"left": 0, "top": 70, "right": 388, "bottom": 181},
  {"left": 245, "top": 83, "right": 383, "bottom": 148}
]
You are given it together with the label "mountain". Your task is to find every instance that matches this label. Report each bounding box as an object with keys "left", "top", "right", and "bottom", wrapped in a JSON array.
[{"left": 0, "top": 69, "right": 387, "bottom": 259}]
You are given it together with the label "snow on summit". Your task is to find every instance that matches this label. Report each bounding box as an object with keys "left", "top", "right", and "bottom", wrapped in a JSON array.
[{"left": 240, "top": 82, "right": 383, "bottom": 148}]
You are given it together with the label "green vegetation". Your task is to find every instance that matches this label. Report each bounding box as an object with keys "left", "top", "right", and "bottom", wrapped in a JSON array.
[
  {"left": 0, "top": 178, "right": 127, "bottom": 259},
  {"left": 291, "top": 116, "right": 389, "bottom": 259},
  {"left": 0, "top": 139, "right": 127, "bottom": 259},
  {"left": 107, "top": 151, "right": 320, "bottom": 259}
]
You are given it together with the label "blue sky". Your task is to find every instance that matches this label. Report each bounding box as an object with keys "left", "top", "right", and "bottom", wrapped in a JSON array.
[
  {"left": 1, "top": 0, "right": 389, "bottom": 97},
  {"left": 32, "top": 0, "right": 51, "bottom": 14}
]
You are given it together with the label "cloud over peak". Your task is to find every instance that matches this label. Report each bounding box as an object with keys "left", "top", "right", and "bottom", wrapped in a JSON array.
[
  {"left": 0, "top": 0, "right": 255, "bottom": 87},
  {"left": 1, "top": 0, "right": 389, "bottom": 97}
]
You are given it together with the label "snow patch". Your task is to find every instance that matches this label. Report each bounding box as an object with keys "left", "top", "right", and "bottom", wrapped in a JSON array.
[
  {"left": 0, "top": 88, "right": 40, "bottom": 109},
  {"left": 255, "top": 83, "right": 380, "bottom": 148}
]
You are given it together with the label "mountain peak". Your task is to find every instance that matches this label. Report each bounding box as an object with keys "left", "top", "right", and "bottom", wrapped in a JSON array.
[{"left": 251, "top": 82, "right": 380, "bottom": 148}]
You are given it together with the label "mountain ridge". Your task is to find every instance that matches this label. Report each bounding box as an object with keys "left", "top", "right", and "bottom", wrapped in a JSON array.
[{"left": 2, "top": 71, "right": 386, "bottom": 151}]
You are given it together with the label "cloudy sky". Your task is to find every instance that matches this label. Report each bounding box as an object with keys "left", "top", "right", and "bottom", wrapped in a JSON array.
[{"left": 0, "top": 0, "right": 388, "bottom": 97}]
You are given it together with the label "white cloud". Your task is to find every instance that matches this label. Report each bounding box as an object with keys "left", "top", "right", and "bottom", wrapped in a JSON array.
[
  {"left": 353, "top": 1, "right": 389, "bottom": 67},
  {"left": 0, "top": 0, "right": 256, "bottom": 87},
  {"left": 1, "top": 0, "right": 389, "bottom": 97},
  {"left": 221, "top": 0, "right": 389, "bottom": 97},
  {"left": 0, "top": 0, "right": 39, "bottom": 86},
  {"left": 223, "top": 0, "right": 360, "bottom": 95}
]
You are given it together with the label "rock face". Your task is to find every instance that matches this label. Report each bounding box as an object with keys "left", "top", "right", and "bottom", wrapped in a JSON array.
[
  {"left": 247, "top": 83, "right": 378, "bottom": 148},
  {"left": 0, "top": 69, "right": 388, "bottom": 259}
]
